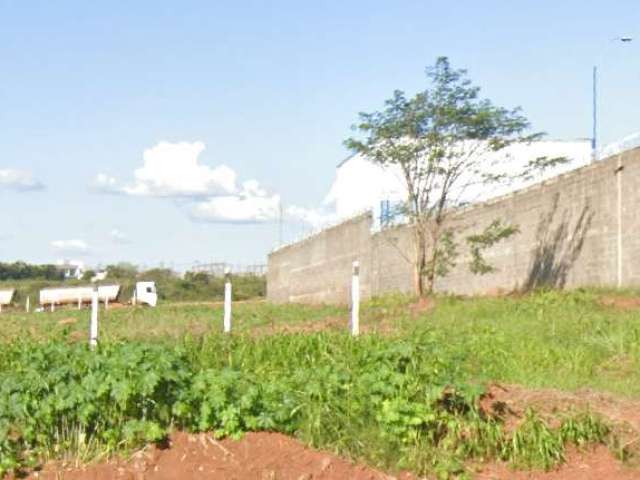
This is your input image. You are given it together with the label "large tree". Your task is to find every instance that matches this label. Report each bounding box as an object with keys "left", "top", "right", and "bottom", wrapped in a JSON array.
[{"left": 346, "top": 57, "right": 564, "bottom": 296}]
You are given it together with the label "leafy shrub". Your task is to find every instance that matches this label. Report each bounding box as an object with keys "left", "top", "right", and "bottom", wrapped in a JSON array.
[{"left": 0, "top": 332, "right": 614, "bottom": 478}]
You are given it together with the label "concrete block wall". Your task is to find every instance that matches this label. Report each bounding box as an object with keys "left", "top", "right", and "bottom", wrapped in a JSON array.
[
  {"left": 267, "top": 214, "right": 375, "bottom": 304},
  {"left": 267, "top": 147, "right": 640, "bottom": 303}
]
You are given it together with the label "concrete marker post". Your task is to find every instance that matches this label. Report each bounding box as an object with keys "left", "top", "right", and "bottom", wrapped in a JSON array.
[
  {"left": 90, "top": 285, "right": 99, "bottom": 349},
  {"left": 223, "top": 268, "right": 232, "bottom": 333},
  {"left": 26, "top": 296, "right": 30, "bottom": 313},
  {"left": 78, "top": 295, "right": 82, "bottom": 310},
  {"left": 351, "top": 261, "right": 360, "bottom": 337}
]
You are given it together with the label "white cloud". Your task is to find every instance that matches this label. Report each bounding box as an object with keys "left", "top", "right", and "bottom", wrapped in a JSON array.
[
  {"left": 190, "top": 181, "right": 281, "bottom": 223},
  {"left": 91, "top": 140, "right": 333, "bottom": 228},
  {"left": 189, "top": 185, "right": 337, "bottom": 227},
  {"left": 93, "top": 141, "right": 237, "bottom": 197},
  {"left": 285, "top": 206, "right": 337, "bottom": 229},
  {"left": 51, "top": 239, "right": 89, "bottom": 254},
  {"left": 0, "top": 169, "right": 44, "bottom": 191},
  {"left": 109, "top": 228, "right": 129, "bottom": 244}
]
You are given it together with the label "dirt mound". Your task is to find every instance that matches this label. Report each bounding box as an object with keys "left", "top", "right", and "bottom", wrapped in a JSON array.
[
  {"left": 408, "top": 297, "right": 435, "bottom": 317},
  {"left": 481, "top": 383, "right": 640, "bottom": 433},
  {"left": 478, "top": 383, "right": 640, "bottom": 478},
  {"left": 25, "top": 432, "right": 409, "bottom": 480},
  {"left": 599, "top": 295, "right": 640, "bottom": 310},
  {"left": 20, "top": 428, "right": 640, "bottom": 480},
  {"left": 475, "top": 445, "right": 638, "bottom": 479}
]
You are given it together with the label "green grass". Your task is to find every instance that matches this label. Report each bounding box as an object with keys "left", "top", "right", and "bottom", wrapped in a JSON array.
[
  {"left": 0, "top": 301, "right": 346, "bottom": 342},
  {"left": 2, "top": 288, "right": 640, "bottom": 396},
  {"left": 0, "top": 288, "right": 639, "bottom": 477},
  {"left": 426, "top": 289, "right": 640, "bottom": 397},
  {"left": 358, "top": 289, "right": 640, "bottom": 397}
]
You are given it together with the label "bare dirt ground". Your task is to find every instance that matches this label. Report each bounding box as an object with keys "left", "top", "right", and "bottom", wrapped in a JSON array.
[
  {"left": 480, "top": 383, "right": 640, "bottom": 433},
  {"left": 24, "top": 428, "right": 639, "bottom": 480},
  {"left": 474, "top": 383, "right": 640, "bottom": 480},
  {"left": 475, "top": 445, "right": 639, "bottom": 480},
  {"left": 599, "top": 295, "right": 640, "bottom": 311},
  {"left": 25, "top": 432, "right": 411, "bottom": 480}
]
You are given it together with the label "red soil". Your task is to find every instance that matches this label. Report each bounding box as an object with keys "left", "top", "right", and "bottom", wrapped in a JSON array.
[
  {"left": 475, "top": 383, "right": 640, "bottom": 479},
  {"left": 599, "top": 295, "right": 640, "bottom": 311},
  {"left": 475, "top": 445, "right": 638, "bottom": 480},
  {"left": 25, "top": 432, "right": 410, "bottom": 480},
  {"left": 481, "top": 383, "right": 640, "bottom": 433}
]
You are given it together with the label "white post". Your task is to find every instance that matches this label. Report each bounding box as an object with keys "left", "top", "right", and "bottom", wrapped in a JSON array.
[
  {"left": 90, "top": 286, "right": 99, "bottom": 349},
  {"left": 223, "top": 268, "right": 232, "bottom": 333},
  {"left": 104, "top": 294, "right": 109, "bottom": 310},
  {"left": 26, "top": 296, "right": 30, "bottom": 313},
  {"left": 0, "top": 304, "right": 2, "bottom": 314},
  {"left": 351, "top": 261, "right": 360, "bottom": 337},
  {"left": 50, "top": 301, "right": 55, "bottom": 313},
  {"left": 78, "top": 296, "right": 82, "bottom": 310}
]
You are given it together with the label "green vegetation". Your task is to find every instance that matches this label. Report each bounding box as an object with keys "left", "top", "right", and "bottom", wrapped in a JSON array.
[
  {"left": 0, "top": 261, "right": 64, "bottom": 281},
  {"left": 0, "top": 289, "right": 639, "bottom": 477},
  {"left": 120, "top": 269, "right": 266, "bottom": 302}
]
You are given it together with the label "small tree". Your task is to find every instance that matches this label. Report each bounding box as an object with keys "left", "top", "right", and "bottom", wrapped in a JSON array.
[{"left": 346, "top": 57, "right": 565, "bottom": 296}]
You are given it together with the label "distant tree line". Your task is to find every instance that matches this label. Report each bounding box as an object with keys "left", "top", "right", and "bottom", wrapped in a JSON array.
[
  {"left": 0, "top": 262, "right": 64, "bottom": 281},
  {"left": 103, "top": 263, "right": 265, "bottom": 302},
  {"left": 0, "top": 261, "right": 265, "bottom": 303}
]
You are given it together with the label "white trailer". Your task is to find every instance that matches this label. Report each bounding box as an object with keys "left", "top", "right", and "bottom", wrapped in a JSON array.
[
  {"left": 0, "top": 289, "right": 15, "bottom": 312},
  {"left": 40, "top": 285, "right": 121, "bottom": 307}
]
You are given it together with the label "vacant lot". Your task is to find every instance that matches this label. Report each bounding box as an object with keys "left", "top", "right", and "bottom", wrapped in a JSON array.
[{"left": 1, "top": 289, "right": 640, "bottom": 479}]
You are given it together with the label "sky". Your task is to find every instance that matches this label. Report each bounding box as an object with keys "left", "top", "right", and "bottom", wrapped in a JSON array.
[{"left": 1, "top": 0, "right": 638, "bottom": 270}]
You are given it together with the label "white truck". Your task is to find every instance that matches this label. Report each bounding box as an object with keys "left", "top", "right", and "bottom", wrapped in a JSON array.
[{"left": 132, "top": 281, "right": 158, "bottom": 307}]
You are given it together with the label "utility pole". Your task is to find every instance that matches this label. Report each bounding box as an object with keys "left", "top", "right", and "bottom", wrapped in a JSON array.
[
  {"left": 592, "top": 65, "right": 597, "bottom": 160},
  {"left": 592, "top": 36, "right": 633, "bottom": 161}
]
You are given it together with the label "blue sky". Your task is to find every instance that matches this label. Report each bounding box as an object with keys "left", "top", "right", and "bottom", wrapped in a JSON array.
[{"left": 1, "top": 0, "right": 638, "bottom": 269}]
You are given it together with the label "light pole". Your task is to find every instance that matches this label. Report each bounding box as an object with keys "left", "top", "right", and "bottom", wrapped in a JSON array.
[
  {"left": 592, "top": 36, "right": 633, "bottom": 160},
  {"left": 592, "top": 36, "right": 634, "bottom": 288}
]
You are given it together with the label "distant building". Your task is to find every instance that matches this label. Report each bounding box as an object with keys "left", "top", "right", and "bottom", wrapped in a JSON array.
[
  {"left": 55, "top": 260, "right": 85, "bottom": 280},
  {"left": 324, "top": 139, "right": 593, "bottom": 230}
]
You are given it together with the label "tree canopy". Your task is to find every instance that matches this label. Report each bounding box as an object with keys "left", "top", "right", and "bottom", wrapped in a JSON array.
[{"left": 346, "top": 57, "right": 565, "bottom": 295}]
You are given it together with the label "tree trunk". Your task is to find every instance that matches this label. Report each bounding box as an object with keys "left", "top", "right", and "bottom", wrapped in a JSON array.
[
  {"left": 425, "top": 252, "right": 436, "bottom": 294},
  {"left": 414, "top": 227, "right": 427, "bottom": 297},
  {"left": 424, "top": 215, "right": 445, "bottom": 295}
]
